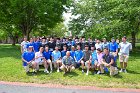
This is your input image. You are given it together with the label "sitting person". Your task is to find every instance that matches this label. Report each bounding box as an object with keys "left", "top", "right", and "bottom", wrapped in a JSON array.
[
  {"left": 74, "top": 45, "right": 84, "bottom": 68},
  {"left": 43, "top": 46, "right": 53, "bottom": 73},
  {"left": 81, "top": 45, "right": 91, "bottom": 75},
  {"left": 60, "top": 51, "right": 75, "bottom": 74},
  {"left": 90, "top": 45, "right": 98, "bottom": 74},
  {"left": 96, "top": 48, "right": 104, "bottom": 74},
  {"left": 51, "top": 46, "right": 62, "bottom": 72},
  {"left": 22, "top": 46, "right": 36, "bottom": 74},
  {"left": 102, "top": 48, "right": 118, "bottom": 76},
  {"left": 34, "top": 47, "right": 47, "bottom": 73}
]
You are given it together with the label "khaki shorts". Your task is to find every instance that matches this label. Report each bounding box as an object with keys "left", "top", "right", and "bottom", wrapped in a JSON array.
[
  {"left": 102, "top": 63, "right": 118, "bottom": 76},
  {"left": 119, "top": 54, "right": 129, "bottom": 63},
  {"left": 60, "top": 65, "right": 75, "bottom": 71},
  {"left": 24, "top": 61, "right": 35, "bottom": 72}
]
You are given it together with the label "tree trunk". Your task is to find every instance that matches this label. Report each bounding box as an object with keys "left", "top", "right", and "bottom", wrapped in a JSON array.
[
  {"left": 12, "top": 36, "right": 16, "bottom": 46},
  {"left": 131, "top": 31, "right": 136, "bottom": 48}
]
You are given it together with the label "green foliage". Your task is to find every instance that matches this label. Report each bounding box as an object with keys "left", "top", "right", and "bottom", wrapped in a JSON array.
[
  {"left": 69, "top": 0, "right": 140, "bottom": 40},
  {"left": 0, "top": 0, "right": 72, "bottom": 38}
]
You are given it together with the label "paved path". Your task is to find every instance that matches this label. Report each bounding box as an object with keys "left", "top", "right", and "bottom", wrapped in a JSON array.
[{"left": 0, "top": 81, "right": 140, "bottom": 93}]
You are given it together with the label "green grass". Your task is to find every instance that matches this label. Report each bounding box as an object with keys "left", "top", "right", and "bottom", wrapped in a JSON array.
[{"left": 0, "top": 44, "right": 140, "bottom": 89}]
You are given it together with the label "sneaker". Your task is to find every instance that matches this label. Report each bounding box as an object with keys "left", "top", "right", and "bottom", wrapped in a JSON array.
[
  {"left": 50, "top": 70, "right": 53, "bottom": 73},
  {"left": 44, "top": 70, "right": 49, "bottom": 73},
  {"left": 57, "top": 69, "right": 60, "bottom": 72},
  {"left": 82, "top": 70, "right": 84, "bottom": 74},
  {"left": 32, "top": 72, "right": 36, "bottom": 75},
  {"left": 97, "top": 71, "right": 101, "bottom": 74},
  {"left": 124, "top": 69, "right": 127, "bottom": 73},
  {"left": 119, "top": 69, "right": 123, "bottom": 72},
  {"left": 86, "top": 72, "right": 89, "bottom": 75}
]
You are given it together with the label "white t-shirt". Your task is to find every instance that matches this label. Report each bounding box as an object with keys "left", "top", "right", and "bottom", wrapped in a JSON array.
[
  {"left": 21, "top": 41, "right": 29, "bottom": 52},
  {"left": 35, "top": 52, "right": 43, "bottom": 63},
  {"left": 119, "top": 42, "right": 132, "bottom": 55},
  {"left": 95, "top": 43, "right": 102, "bottom": 50}
]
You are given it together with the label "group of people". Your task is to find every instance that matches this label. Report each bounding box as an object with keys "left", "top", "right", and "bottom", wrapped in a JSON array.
[{"left": 21, "top": 36, "right": 132, "bottom": 76}]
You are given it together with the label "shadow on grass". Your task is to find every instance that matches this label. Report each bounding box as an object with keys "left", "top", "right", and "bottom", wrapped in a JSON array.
[
  {"left": 0, "top": 45, "right": 21, "bottom": 59},
  {"left": 63, "top": 71, "right": 79, "bottom": 77},
  {"left": 127, "top": 69, "right": 140, "bottom": 74}
]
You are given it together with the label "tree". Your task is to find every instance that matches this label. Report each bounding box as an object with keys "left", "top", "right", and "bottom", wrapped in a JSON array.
[
  {"left": 69, "top": 0, "right": 140, "bottom": 48},
  {"left": 0, "top": 0, "right": 72, "bottom": 40}
]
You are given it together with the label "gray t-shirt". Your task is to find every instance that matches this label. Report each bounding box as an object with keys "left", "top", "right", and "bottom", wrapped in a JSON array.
[{"left": 83, "top": 50, "right": 91, "bottom": 61}]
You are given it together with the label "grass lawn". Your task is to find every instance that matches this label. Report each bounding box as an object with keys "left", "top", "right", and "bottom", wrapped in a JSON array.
[{"left": 0, "top": 44, "right": 140, "bottom": 89}]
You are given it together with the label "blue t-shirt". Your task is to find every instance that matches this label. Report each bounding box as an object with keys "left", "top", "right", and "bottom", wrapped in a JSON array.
[
  {"left": 22, "top": 52, "right": 35, "bottom": 66},
  {"left": 91, "top": 50, "right": 97, "bottom": 64},
  {"left": 102, "top": 42, "right": 110, "bottom": 49},
  {"left": 26, "top": 42, "right": 35, "bottom": 49},
  {"left": 70, "top": 51, "right": 75, "bottom": 59},
  {"left": 74, "top": 50, "right": 84, "bottom": 62},
  {"left": 51, "top": 51, "right": 61, "bottom": 62},
  {"left": 34, "top": 41, "right": 41, "bottom": 52},
  {"left": 43, "top": 51, "right": 52, "bottom": 60},
  {"left": 109, "top": 42, "right": 118, "bottom": 52},
  {"left": 61, "top": 50, "right": 67, "bottom": 58}
]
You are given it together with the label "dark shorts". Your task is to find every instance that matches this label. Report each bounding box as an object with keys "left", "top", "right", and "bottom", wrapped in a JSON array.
[{"left": 75, "top": 62, "right": 81, "bottom": 68}]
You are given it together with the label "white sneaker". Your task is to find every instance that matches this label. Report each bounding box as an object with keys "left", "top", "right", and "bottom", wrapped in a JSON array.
[
  {"left": 86, "top": 71, "right": 89, "bottom": 75},
  {"left": 44, "top": 70, "right": 49, "bottom": 73},
  {"left": 57, "top": 69, "right": 60, "bottom": 72},
  {"left": 97, "top": 71, "right": 101, "bottom": 74},
  {"left": 82, "top": 70, "right": 84, "bottom": 73},
  {"left": 124, "top": 69, "right": 127, "bottom": 73},
  {"left": 50, "top": 70, "right": 52, "bottom": 73},
  {"left": 119, "top": 69, "right": 123, "bottom": 72}
]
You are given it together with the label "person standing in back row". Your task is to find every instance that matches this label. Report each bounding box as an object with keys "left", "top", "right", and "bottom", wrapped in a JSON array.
[{"left": 119, "top": 36, "right": 132, "bottom": 73}]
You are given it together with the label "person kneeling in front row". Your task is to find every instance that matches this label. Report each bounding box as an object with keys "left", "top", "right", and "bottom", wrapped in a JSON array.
[
  {"left": 60, "top": 51, "right": 75, "bottom": 74},
  {"left": 102, "top": 48, "right": 118, "bottom": 76},
  {"left": 22, "top": 46, "right": 36, "bottom": 74}
]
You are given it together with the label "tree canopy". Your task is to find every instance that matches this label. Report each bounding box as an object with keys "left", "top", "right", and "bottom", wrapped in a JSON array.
[
  {"left": 0, "top": 0, "right": 72, "bottom": 42},
  {"left": 69, "top": 0, "right": 140, "bottom": 47}
]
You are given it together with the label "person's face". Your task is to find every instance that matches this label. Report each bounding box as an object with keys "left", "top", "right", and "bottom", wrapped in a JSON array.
[
  {"left": 111, "top": 39, "right": 115, "bottom": 43},
  {"left": 40, "top": 47, "right": 44, "bottom": 53},
  {"left": 66, "top": 51, "right": 70, "bottom": 57},
  {"left": 45, "top": 47, "right": 49, "bottom": 51},
  {"left": 36, "top": 38, "right": 40, "bottom": 41},
  {"left": 85, "top": 46, "right": 89, "bottom": 50},
  {"left": 103, "top": 39, "right": 106, "bottom": 42},
  {"left": 28, "top": 47, "right": 33, "bottom": 52},
  {"left": 24, "top": 38, "right": 27, "bottom": 41},
  {"left": 30, "top": 38, "right": 33, "bottom": 43},
  {"left": 71, "top": 47, "right": 75, "bottom": 51},
  {"left": 91, "top": 47, "right": 95, "bottom": 51},
  {"left": 77, "top": 46, "right": 80, "bottom": 50},
  {"left": 122, "top": 37, "right": 126, "bottom": 42},
  {"left": 97, "top": 50, "right": 101, "bottom": 54},
  {"left": 104, "top": 49, "right": 108, "bottom": 54},
  {"left": 96, "top": 40, "right": 100, "bottom": 43},
  {"left": 55, "top": 47, "right": 59, "bottom": 51},
  {"left": 82, "top": 38, "right": 85, "bottom": 41},
  {"left": 42, "top": 39, "right": 46, "bottom": 42},
  {"left": 63, "top": 46, "right": 67, "bottom": 50},
  {"left": 50, "top": 38, "right": 53, "bottom": 42}
]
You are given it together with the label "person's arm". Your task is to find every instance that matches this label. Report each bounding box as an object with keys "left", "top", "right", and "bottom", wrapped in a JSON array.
[
  {"left": 130, "top": 43, "right": 132, "bottom": 51},
  {"left": 108, "top": 58, "right": 114, "bottom": 66},
  {"left": 51, "top": 52, "right": 54, "bottom": 62},
  {"left": 115, "top": 43, "right": 119, "bottom": 54},
  {"left": 102, "top": 59, "right": 107, "bottom": 65},
  {"left": 22, "top": 58, "right": 28, "bottom": 63},
  {"left": 78, "top": 51, "right": 84, "bottom": 62}
]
